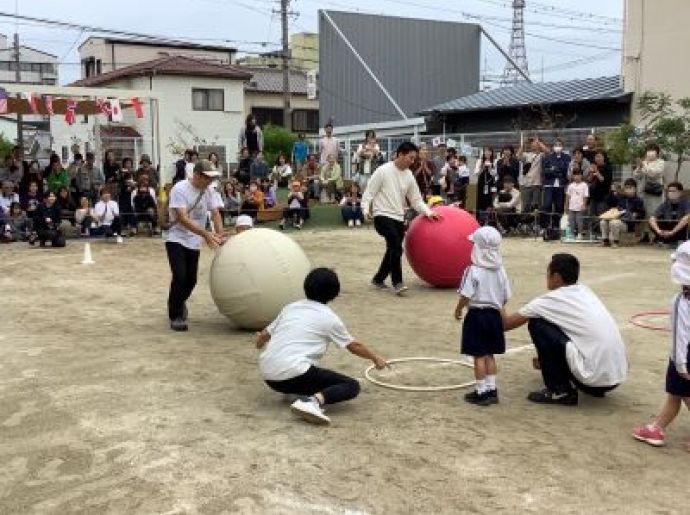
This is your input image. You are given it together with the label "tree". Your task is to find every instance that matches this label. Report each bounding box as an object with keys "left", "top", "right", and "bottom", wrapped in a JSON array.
[
  {"left": 636, "top": 91, "right": 690, "bottom": 180},
  {"left": 604, "top": 123, "right": 645, "bottom": 167},
  {"left": 262, "top": 123, "right": 295, "bottom": 166},
  {"left": 0, "top": 132, "right": 15, "bottom": 160}
]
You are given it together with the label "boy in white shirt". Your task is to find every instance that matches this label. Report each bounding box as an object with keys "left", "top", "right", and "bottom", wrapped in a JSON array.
[
  {"left": 565, "top": 168, "right": 589, "bottom": 239},
  {"left": 257, "top": 268, "right": 388, "bottom": 425},
  {"left": 92, "top": 189, "right": 121, "bottom": 239}
]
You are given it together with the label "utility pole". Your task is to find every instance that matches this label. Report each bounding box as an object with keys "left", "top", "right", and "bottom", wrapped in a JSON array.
[
  {"left": 280, "top": 0, "right": 291, "bottom": 129},
  {"left": 13, "top": 32, "right": 22, "bottom": 149}
]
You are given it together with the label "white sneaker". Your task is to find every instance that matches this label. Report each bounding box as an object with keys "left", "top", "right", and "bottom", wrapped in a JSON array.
[
  {"left": 115, "top": 235, "right": 124, "bottom": 244},
  {"left": 393, "top": 283, "right": 409, "bottom": 296},
  {"left": 355, "top": 219, "right": 362, "bottom": 227},
  {"left": 290, "top": 397, "right": 330, "bottom": 425},
  {"left": 348, "top": 220, "right": 354, "bottom": 228}
]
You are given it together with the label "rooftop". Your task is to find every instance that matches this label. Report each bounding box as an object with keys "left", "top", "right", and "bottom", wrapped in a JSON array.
[
  {"left": 421, "top": 76, "right": 629, "bottom": 114},
  {"left": 242, "top": 67, "right": 309, "bottom": 95},
  {"left": 78, "top": 36, "right": 237, "bottom": 54},
  {"left": 70, "top": 55, "right": 252, "bottom": 87}
]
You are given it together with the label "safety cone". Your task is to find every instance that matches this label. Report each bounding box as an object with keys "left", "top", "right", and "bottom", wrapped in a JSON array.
[{"left": 81, "top": 242, "right": 95, "bottom": 265}]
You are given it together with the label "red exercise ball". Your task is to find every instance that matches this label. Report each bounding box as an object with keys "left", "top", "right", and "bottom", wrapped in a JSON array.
[{"left": 405, "top": 205, "right": 479, "bottom": 288}]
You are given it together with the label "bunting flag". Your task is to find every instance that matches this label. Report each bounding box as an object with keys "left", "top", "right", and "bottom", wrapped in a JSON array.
[
  {"left": 130, "top": 97, "right": 144, "bottom": 119},
  {"left": 24, "top": 92, "right": 39, "bottom": 114},
  {"left": 0, "top": 88, "right": 7, "bottom": 114},
  {"left": 44, "top": 95, "right": 54, "bottom": 115},
  {"left": 64, "top": 100, "right": 77, "bottom": 125},
  {"left": 95, "top": 98, "right": 112, "bottom": 117},
  {"left": 110, "top": 98, "right": 123, "bottom": 122}
]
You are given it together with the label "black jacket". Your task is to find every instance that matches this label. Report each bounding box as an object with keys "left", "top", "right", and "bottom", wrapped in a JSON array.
[{"left": 35, "top": 202, "right": 61, "bottom": 230}]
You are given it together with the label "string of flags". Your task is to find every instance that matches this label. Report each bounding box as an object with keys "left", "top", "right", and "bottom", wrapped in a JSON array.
[{"left": 0, "top": 87, "right": 145, "bottom": 126}]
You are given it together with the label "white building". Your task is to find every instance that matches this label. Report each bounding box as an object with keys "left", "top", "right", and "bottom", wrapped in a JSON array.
[{"left": 53, "top": 55, "right": 250, "bottom": 182}]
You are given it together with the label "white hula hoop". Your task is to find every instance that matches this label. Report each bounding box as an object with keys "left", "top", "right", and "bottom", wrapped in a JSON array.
[{"left": 364, "top": 357, "right": 476, "bottom": 392}]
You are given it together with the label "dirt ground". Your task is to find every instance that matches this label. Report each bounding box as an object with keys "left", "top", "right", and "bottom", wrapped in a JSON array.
[{"left": 1, "top": 229, "right": 688, "bottom": 514}]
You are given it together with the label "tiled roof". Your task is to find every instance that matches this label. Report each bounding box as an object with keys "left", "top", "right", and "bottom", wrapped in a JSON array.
[
  {"left": 70, "top": 55, "right": 252, "bottom": 87},
  {"left": 420, "top": 76, "right": 628, "bottom": 114},
  {"left": 242, "top": 67, "right": 309, "bottom": 95}
]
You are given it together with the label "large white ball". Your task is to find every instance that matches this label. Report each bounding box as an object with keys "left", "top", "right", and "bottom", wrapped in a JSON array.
[{"left": 209, "top": 228, "right": 311, "bottom": 330}]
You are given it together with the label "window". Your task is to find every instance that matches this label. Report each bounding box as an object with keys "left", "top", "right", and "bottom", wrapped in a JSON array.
[
  {"left": 251, "top": 107, "right": 283, "bottom": 127},
  {"left": 292, "top": 109, "right": 320, "bottom": 133},
  {"left": 192, "top": 88, "right": 224, "bottom": 111},
  {"left": 96, "top": 59, "right": 102, "bottom": 75}
]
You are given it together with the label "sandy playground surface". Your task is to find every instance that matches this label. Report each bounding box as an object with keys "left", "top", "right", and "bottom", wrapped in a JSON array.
[{"left": 1, "top": 229, "right": 689, "bottom": 514}]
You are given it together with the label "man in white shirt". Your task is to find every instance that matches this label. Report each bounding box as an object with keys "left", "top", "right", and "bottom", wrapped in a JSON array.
[
  {"left": 361, "top": 141, "right": 440, "bottom": 295},
  {"left": 92, "top": 189, "right": 121, "bottom": 239},
  {"left": 503, "top": 253, "right": 627, "bottom": 405},
  {"left": 318, "top": 123, "right": 339, "bottom": 166},
  {"left": 164, "top": 159, "right": 225, "bottom": 331}
]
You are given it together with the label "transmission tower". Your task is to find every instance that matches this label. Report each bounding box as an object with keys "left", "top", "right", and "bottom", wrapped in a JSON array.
[{"left": 501, "top": 0, "right": 530, "bottom": 87}]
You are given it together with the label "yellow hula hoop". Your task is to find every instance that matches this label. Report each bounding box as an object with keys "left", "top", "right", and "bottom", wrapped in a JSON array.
[{"left": 364, "top": 356, "right": 476, "bottom": 392}]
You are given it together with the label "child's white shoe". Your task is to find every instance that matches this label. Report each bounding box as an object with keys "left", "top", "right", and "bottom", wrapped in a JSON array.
[{"left": 290, "top": 397, "right": 330, "bottom": 425}]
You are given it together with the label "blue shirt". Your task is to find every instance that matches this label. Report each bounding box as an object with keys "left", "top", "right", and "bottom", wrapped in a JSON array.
[{"left": 293, "top": 141, "right": 309, "bottom": 163}]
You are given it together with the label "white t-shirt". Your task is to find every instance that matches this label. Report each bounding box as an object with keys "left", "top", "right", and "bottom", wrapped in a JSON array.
[
  {"left": 259, "top": 299, "right": 354, "bottom": 381},
  {"left": 361, "top": 161, "right": 432, "bottom": 222},
  {"left": 519, "top": 284, "right": 628, "bottom": 386},
  {"left": 163, "top": 179, "right": 223, "bottom": 250},
  {"left": 185, "top": 162, "right": 195, "bottom": 179},
  {"left": 459, "top": 265, "right": 511, "bottom": 310},
  {"left": 670, "top": 294, "right": 690, "bottom": 374},
  {"left": 93, "top": 200, "right": 120, "bottom": 226},
  {"left": 566, "top": 182, "right": 589, "bottom": 212}
]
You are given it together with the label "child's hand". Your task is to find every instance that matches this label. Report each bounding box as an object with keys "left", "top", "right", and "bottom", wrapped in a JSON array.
[{"left": 454, "top": 307, "right": 463, "bottom": 320}]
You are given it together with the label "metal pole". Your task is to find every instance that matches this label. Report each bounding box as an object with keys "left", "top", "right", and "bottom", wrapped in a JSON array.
[
  {"left": 480, "top": 27, "right": 532, "bottom": 84},
  {"left": 13, "top": 32, "right": 23, "bottom": 149},
  {"left": 281, "top": 0, "right": 291, "bottom": 129}
]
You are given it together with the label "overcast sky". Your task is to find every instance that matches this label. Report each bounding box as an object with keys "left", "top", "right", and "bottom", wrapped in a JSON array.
[{"left": 2, "top": 0, "right": 623, "bottom": 86}]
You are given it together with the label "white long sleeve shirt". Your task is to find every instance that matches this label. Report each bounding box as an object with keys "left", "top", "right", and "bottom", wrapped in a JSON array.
[
  {"left": 671, "top": 294, "right": 690, "bottom": 374},
  {"left": 361, "top": 161, "right": 432, "bottom": 222}
]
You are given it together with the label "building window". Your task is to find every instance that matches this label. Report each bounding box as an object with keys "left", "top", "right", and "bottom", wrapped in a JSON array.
[
  {"left": 96, "top": 59, "right": 102, "bottom": 75},
  {"left": 251, "top": 107, "right": 283, "bottom": 127},
  {"left": 192, "top": 88, "right": 224, "bottom": 111},
  {"left": 292, "top": 109, "right": 320, "bottom": 133}
]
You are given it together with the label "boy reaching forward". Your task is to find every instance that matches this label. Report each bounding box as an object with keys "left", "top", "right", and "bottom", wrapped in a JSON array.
[{"left": 257, "top": 268, "right": 388, "bottom": 425}]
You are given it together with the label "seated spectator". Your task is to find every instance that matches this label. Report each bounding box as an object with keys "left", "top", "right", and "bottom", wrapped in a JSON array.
[
  {"left": 236, "top": 147, "right": 252, "bottom": 186},
  {"left": 46, "top": 155, "right": 69, "bottom": 194},
  {"left": 222, "top": 180, "right": 242, "bottom": 224},
  {"left": 302, "top": 154, "right": 320, "bottom": 200},
  {"left": 261, "top": 177, "right": 277, "bottom": 208},
  {"left": 235, "top": 214, "right": 253, "bottom": 234},
  {"left": 20, "top": 160, "right": 44, "bottom": 196},
  {"left": 1, "top": 180, "right": 19, "bottom": 212},
  {"left": 493, "top": 175, "right": 522, "bottom": 233},
  {"left": 20, "top": 180, "right": 41, "bottom": 220},
  {"left": 271, "top": 154, "right": 293, "bottom": 187},
  {"left": 598, "top": 179, "right": 646, "bottom": 248},
  {"left": 76, "top": 152, "right": 105, "bottom": 204},
  {"left": 136, "top": 155, "right": 159, "bottom": 189},
  {"left": 649, "top": 182, "right": 690, "bottom": 245},
  {"left": 340, "top": 182, "right": 364, "bottom": 228},
  {"left": 119, "top": 158, "right": 137, "bottom": 235},
  {"left": 132, "top": 184, "right": 158, "bottom": 235},
  {"left": 280, "top": 181, "right": 306, "bottom": 230},
  {"left": 74, "top": 196, "right": 94, "bottom": 237},
  {"left": 249, "top": 151, "right": 269, "bottom": 182},
  {"left": 56, "top": 186, "right": 76, "bottom": 225},
  {"left": 241, "top": 181, "right": 264, "bottom": 218},
  {"left": 34, "top": 191, "right": 65, "bottom": 247},
  {"left": 1, "top": 201, "right": 31, "bottom": 243},
  {"left": 92, "top": 189, "right": 122, "bottom": 239},
  {"left": 320, "top": 153, "right": 343, "bottom": 203}
]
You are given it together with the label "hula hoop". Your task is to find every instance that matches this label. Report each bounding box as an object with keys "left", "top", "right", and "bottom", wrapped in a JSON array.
[
  {"left": 629, "top": 311, "right": 671, "bottom": 332},
  {"left": 364, "top": 357, "right": 475, "bottom": 392}
]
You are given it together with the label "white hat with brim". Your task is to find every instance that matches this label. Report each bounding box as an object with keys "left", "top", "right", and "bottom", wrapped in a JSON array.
[
  {"left": 235, "top": 214, "right": 253, "bottom": 228},
  {"left": 671, "top": 241, "right": 690, "bottom": 285}
]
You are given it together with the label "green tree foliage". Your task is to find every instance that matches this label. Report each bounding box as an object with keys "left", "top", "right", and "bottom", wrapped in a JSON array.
[
  {"left": 0, "top": 132, "right": 15, "bottom": 160},
  {"left": 262, "top": 123, "right": 295, "bottom": 167}
]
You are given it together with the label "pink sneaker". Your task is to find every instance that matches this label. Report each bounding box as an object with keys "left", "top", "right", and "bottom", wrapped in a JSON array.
[{"left": 632, "top": 424, "right": 665, "bottom": 447}]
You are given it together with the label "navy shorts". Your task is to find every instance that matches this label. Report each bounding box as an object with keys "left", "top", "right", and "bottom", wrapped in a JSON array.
[
  {"left": 461, "top": 308, "right": 506, "bottom": 357},
  {"left": 665, "top": 360, "right": 690, "bottom": 397}
]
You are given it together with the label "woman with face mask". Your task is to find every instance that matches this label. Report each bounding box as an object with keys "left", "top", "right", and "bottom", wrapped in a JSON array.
[{"left": 634, "top": 143, "right": 666, "bottom": 232}]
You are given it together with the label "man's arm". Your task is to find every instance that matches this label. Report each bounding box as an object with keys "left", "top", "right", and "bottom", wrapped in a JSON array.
[
  {"left": 174, "top": 207, "right": 222, "bottom": 247},
  {"left": 503, "top": 311, "right": 529, "bottom": 331},
  {"left": 211, "top": 208, "right": 224, "bottom": 235},
  {"left": 361, "top": 169, "right": 383, "bottom": 218},
  {"left": 407, "top": 176, "right": 435, "bottom": 218}
]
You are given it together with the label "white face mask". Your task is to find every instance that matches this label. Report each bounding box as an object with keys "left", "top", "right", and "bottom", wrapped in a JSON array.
[{"left": 553, "top": 146, "right": 563, "bottom": 153}]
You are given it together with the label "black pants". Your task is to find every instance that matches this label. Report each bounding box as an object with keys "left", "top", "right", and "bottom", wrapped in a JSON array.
[
  {"left": 265, "top": 366, "right": 360, "bottom": 405},
  {"left": 165, "top": 241, "right": 200, "bottom": 320},
  {"left": 652, "top": 220, "right": 687, "bottom": 243},
  {"left": 373, "top": 215, "right": 406, "bottom": 286},
  {"left": 528, "top": 318, "right": 618, "bottom": 396},
  {"left": 540, "top": 187, "right": 565, "bottom": 229},
  {"left": 37, "top": 228, "right": 66, "bottom": 247},
  {"left": 136, "top": 213, "right": 157, "bottom": 228}
]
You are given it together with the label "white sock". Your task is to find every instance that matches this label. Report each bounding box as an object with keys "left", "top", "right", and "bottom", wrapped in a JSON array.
[
  {"left": 475, "top": 379, "right": 486, "bottom": 393},
  {"left": 485, "top": 375, "right": 497, "bottom": 391}
]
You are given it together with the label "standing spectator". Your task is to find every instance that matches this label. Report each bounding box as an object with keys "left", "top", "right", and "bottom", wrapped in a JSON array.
[
  {"left": 475, "top": 151, "right": 497, "bottom": 220},
  {"left": 272, "top": 154, "right": 293, "bottom": 186},
  {"left": 92, "top": 189, "right": 122, "bottom": 239},
  {"left": 565, "top": 169, "right": 589, "bottom": 239},
  {"left": 354, "top": 130, "right": 380, "bottom": 190},
  {"left": 208, "top": 152, "right": 221, "bottom": 171},
  {"left": 362, "top": 141, "right": 439, "bottom": 295},
  {"left": 75, "top": 196, "right": 94, "bottom": 236},
  {"left": 119, "top": 158, "right": 137, "bottom": 235},
  {"left": 174, "top": 149, "right": 195, "bottom": 184},
  {"left": 103, "top": 149, "right": 121, "bottom": 184},
  {"left": 319, "top": 123, "right": 339, "bottom": 166},
  {"left": 431, "top": 143, "right": 452, "bottom": 195},
  {"left": 67, "top": 153, "right": 83, "bottom": 203},
  {"left": 453, "top": 155, "right": 471, "bottom": 206},
  {"left": 649, "top": 182, "right": 690, "bottom": 245},
  {"left": 587, "top": 150, "right": 614, "bottom": 231},
  {"left": 600, "top": 178, "right": 646, "bottom": 248},
  {"left": 567, "top": 148, "right": 590, "bottom": 181},
  {"left": 292, "top": 133, "right": 309, "bottom": 171},
  {"left": 519, "top": 137, "right": 546, "bottom": 213},
  {"left": 46, "top": 155, "right": 69, "bottom": 194},
  {"left": 581, "top": 133, "right": 599, "bottom": 163},
  {"left": 410, "top": 143, "right": 434, "bottom": 199},
  {"left": 634, "top": 143, "right": 666, "bottom": 235},
  {"left": 20, "top": 181, "right": 41, "bottom": 220},
  {"left": 163, "top": 160, "right": 224, "bottom": 331},
  {"left": 222, "top": 181, "right": 242, "bottom": 223},
  {"left": 76, "top": 152, "right": 105, "bottom": 204},
  {"left": 136, "top": 155, "right": 159, "bottom": 190},
  {"left": 0, "top": 180, "right": 19, "bottom": 212},
  {"left": 496, "top": 146, "right": 520, "bottom": 189},
  {"left": 238, "top": 114, "right": 263, "bottom": 155},
  {"left": 493, "top": 175, "right": 521, "bottom": 233},
  {"left": 320, "top": 153, "right": 343, "bottom": 203},
  {"left": 249, "top": 151, "right": 269, "bottom": 182},
  {"left": 280, "top": 180, "right": 307, "bottom": 230},
  {"left": 34, "top": 191, "right": 65, "bottom": 247},
  {"left": 340, "top": 182, "right": 364, "bottom": 227},
  {"left": 473, "top": 147, "right": 496, "bottom": 176},
  {"left": 20, "top": 160, "right": 44, "bottom": 196},
  {"left": 440, "top": 154, "right": 460, "bottom": 201},
  {"left": 236, "top": 147, "right": 252, "bottom": 187},
  {"left": 541, "top": 138, "right": 570, "bottom": 230}
]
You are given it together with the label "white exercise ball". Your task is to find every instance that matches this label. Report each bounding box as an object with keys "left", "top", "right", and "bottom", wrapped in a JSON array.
[{"left": 209, "top": 228, "right": 311, "bottom": 330}]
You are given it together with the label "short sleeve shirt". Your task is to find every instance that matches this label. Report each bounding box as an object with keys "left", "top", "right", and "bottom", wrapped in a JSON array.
[
  {"left": 459, "top": 265, "right": 511, "bottom": 310},
  {"left": 163, "top": 179, "right": 223, "bottom": 250},
  {"left": 566, "top": 182, "right": 589, "bottom": 211}
]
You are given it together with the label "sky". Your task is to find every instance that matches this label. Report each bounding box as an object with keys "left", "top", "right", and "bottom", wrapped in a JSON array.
[{"left": 0, "top": 0, "right": 624, "bottom": 87}]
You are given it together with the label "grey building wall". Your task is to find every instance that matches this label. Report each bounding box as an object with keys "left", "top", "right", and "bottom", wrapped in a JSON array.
[{"left": 318, "top": 10, "right": 480, "bottom": 128}]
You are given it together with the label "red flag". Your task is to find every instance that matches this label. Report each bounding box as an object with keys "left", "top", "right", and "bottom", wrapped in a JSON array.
[
  {"left": 44, "top": 95, "right": 54, "bottom": 115},
  {"left": 95, "top": 98, "right": 112, "bottom": 117},
  {"left": 131, "top": 97, "right": 144, "bottom": 119},
  {"left": 65, "top": 100, "right": 77, "bottom": 125}
]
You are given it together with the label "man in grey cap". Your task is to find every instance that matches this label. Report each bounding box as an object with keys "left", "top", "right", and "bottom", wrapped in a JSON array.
[{"left": 164, "top": 159, "right": 226, "bottom": 331}]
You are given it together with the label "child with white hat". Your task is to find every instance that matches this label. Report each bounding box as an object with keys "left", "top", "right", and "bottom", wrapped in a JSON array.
[
  {"left": 453, "top": 226, "right": 511, "bottom": 406},
  {"left": 633, "top": 241, "right": 690, "bottom": 448},
  {"left": 234, "top": 214, "right": 253, "bottom": 234}
]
